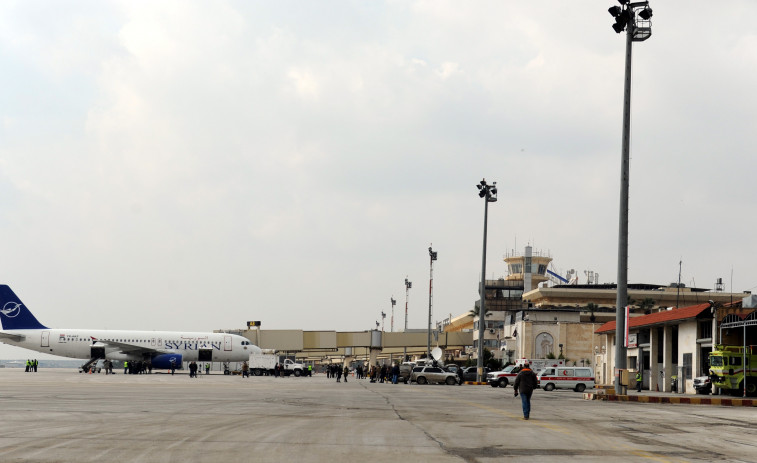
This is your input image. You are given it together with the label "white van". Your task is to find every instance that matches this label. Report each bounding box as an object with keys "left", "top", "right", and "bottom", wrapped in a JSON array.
[{"left": 537, "top": 367, "right": 595, "bottom": 392}]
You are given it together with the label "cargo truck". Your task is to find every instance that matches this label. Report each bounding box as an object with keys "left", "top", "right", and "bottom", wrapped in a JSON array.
[{"left": 249, "top": 352, "right": 306, "bottom": 377}]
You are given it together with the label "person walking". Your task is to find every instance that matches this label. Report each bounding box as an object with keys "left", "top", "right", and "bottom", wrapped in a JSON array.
[
  {"left": 636, "top": 370, "right": 643, "bottom": 392},
  {"left": 513, "top": 361, "right": 538, "bottom": 420},
  {"left": 391, "top": 363, "right": 399, "bottom": 384},
  {"left": 343, "top": 365, "right": 349, "bottom": 383},
  {"left": 123, "top": 361, "right": 128, "bottom": 375}
]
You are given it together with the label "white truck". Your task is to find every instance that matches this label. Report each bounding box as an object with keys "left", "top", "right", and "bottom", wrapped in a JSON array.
[
  {"left": 487, "top": 358, "right": 566, "bottom": 388},
  {"left": 249, "top": 353, "right": 306, "bottom": 377}
]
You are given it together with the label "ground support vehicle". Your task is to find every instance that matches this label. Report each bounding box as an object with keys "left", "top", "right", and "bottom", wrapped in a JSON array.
[
  {"left": 410, "top": 366, "right": 458, "bottom": 385},
  {"left": 709, "top": 344, "right": 756, "bottom": 396},
  {"left": 249, "top": 353, "right": 306, "bottom": 377},
  {"left": 537, "top": 367, "right": 595, "bottom": 392},
  {"left": 693, "top": 375, "right": 712, "bottom": 395}
]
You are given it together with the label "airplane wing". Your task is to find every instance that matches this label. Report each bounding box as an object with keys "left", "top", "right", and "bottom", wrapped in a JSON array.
[
  {"left": 0, "top": 331, "right": 25, "bottom": 342},
  {"left": 92, "top": 338, "right": 173, "bottom": 356}
]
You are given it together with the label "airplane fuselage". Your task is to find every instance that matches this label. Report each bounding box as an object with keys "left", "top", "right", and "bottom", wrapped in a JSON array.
[{"left": 4, "top": 328, "right": 252, "bottom": 363}]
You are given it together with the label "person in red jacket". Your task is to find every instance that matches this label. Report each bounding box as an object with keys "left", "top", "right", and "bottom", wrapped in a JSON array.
[{"left": 513, "top": 362, "right": 538, "bottom": 420}]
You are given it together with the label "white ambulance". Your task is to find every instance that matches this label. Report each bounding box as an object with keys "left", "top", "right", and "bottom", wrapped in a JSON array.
[{"left": 537, "top": 366, "right": 595, "bottom": 392}]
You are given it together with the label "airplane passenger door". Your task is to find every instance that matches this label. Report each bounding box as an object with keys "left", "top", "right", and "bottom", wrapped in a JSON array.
[
  {"left": 40, "top": 331, "right": 50, "bottom": 348},
  {"left": 224, "top": 335, "right": 232, "bottom": 351}
]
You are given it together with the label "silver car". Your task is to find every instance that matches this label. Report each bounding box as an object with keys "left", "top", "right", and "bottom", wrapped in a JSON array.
[{"left": 410, "top": 366, "right": 458, "bottom": 385}]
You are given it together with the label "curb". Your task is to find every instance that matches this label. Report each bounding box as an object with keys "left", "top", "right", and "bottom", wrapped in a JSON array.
[
  {"left": 583, "top": 392, "right": 756, "bottom": 407},
  {"left": 464, "top": 381, "right": 489, "bottom": 386}
]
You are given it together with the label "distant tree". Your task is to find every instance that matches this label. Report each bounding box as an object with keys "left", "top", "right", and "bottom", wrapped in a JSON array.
[
  {"left": 586, "top": 302, "right": 598, "bottom": 323},
  {"left": 638, "top": 298, "right": 656, "bottom": 315},
  {"left": 469, "top": 302, "right": 480, "bottom": 318}
]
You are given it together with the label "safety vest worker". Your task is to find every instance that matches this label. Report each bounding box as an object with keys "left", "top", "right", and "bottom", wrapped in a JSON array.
[{"left": 635, "top": 371, "right": 642, "bottom": 392}]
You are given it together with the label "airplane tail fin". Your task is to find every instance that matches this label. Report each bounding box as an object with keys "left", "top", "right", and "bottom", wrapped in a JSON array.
[{"left": 0, "top": 285, "right": 48, "bottom": 330}]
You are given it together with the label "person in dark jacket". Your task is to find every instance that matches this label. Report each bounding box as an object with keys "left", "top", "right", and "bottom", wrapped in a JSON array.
[{"left": 513, "top": 362, "right": 538, "bottom": 420}]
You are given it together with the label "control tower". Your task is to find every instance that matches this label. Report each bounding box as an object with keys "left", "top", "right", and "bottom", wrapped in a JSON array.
[{"left": 504, "top": 245, "right": 552, "bottom": 292}]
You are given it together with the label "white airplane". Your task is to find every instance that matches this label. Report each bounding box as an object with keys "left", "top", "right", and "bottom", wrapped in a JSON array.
[{"left": 0, "top": 285, "right": 261, "bottom": 370}]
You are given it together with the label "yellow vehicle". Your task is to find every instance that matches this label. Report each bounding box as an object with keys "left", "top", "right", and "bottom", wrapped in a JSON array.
[{"left": 709, "top": 345, "right": 756, "bottom": 396}]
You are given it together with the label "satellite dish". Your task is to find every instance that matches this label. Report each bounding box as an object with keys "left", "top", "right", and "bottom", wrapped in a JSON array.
[{"left": 431, "top": 347, "right": 443, "bottom": 361}]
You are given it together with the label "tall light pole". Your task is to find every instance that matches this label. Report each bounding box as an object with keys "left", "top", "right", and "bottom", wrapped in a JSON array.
[
  {"left": 390, "top": 297, "right": 396, "bottom": 332},
  {"left": 403, "top": 278, "right": 412, "bottom": 361},
  {"left": 608, "top": 0, "right": 653, "bottom": 392},
  {"left": 381, "top": 311, "right": 386, "bottom": 332},
  {"left": 427, "top": 246, "right": 437, "bottom": 359},
  {"left": 476, "top": 179, "right": 497, "bottom": 383}
]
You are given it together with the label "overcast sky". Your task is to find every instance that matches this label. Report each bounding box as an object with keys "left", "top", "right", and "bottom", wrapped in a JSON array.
[{"left": 1, "top": 1, "right": 756, "bottom": 359}]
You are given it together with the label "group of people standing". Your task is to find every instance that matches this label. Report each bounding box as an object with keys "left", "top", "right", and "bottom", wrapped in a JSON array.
[
  {"left": 100, "top": 359, "right": 114, "bottom": 374},
  {"left": 187, "top": 361, "right": 211, "bottom": 377},
  {"left": 325, "top": 364, "right": 350, "bottom": 382},
  {"left": 122, "top": 360, "right": 153, "bottom": 374},
  {"left": 25, "top": 359, "right": 38, "bottom": 372},
  {"left": 322, "top": 362, "right": 403, "bottom": 384},
  {"left": 368, "top": 363, "right": 400, "bottom": 384}
]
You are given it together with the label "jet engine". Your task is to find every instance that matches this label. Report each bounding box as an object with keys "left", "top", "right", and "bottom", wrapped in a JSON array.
[{"left": 151, "top": 353, "right": 183, "bottom": 369}]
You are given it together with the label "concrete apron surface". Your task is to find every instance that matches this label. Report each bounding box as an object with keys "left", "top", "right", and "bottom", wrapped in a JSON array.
[{"left": 0, "top": 369, "right": 755, "bottom": 462}]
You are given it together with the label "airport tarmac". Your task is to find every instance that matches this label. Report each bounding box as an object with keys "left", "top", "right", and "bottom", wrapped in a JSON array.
[{"left": 0, "top": 368, "right": 754, "bottom": 463}]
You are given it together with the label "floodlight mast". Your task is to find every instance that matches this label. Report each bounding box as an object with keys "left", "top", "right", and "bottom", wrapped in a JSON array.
[
  {"left": 403, "top": 278, "right": 411, "bottom": 360},
  {"left": 476, "top": 179, "right": 497, "bottom": 383},
  {"left": 390, "top": 297, "right": 396, "bottom": 332},
  {"left": 607, "top": 0, "right": 652, "bottom": 394},
  {"left": 427, "top": 246, "right": 438, "bottom": 360}
]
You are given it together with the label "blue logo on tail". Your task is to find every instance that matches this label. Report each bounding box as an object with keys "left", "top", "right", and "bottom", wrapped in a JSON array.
[
  {"left": 0, "top": 285, "right": 48, "bottom": 330},
  {"left": 1, "top": 302, "right": 22, "bottom": 318}
]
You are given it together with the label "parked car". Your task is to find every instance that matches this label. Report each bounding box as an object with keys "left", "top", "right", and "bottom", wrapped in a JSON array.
[
  {"left": 410, "top": 366, "right": 458, "bottom": 385},
  {"left": 486, "top": 365, "right": 519, "bottom": 388},
  {"left": 461, "top": 366, "right": 490, "bottom": 382},
  {"left": 397, "top": 363, "right": 413, "bottom": 383},
  {"left": 443, "top": 364, "right": 461, "bottom": 375},
  {"left": 693, "top": 375, "right": 712, "bottom": 395}
]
